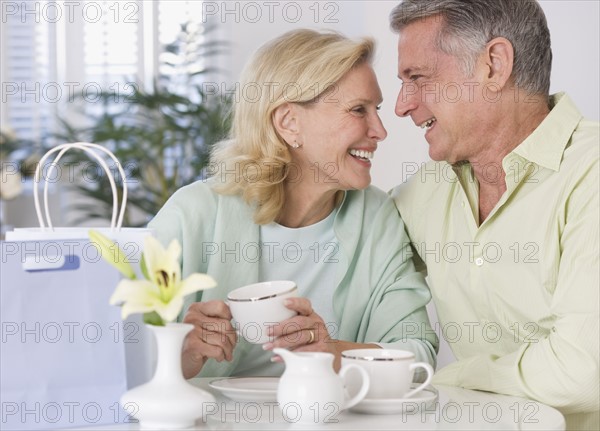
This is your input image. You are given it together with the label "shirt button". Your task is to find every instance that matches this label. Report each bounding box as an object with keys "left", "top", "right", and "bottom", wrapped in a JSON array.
[
  {"left": 461, "top": 201, "right": 466, "bottom": 207},
  {"left": 475, "top": 257, "right": 484, "bottom": 266}
]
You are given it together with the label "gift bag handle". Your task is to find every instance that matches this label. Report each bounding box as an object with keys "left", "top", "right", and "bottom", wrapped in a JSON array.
[{"left": 33, "top": 142, "right": 128, "bottom": 231}]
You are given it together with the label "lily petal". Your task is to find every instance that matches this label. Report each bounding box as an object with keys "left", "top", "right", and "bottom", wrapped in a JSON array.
[
  {"left": 109, "top": 279, "right": 159, "bottom": 305},
  {"left": 141, "top": 237, "right": 162, "bottom": 274},
  {"left": 165, "top": 239, "right": 183, "bottom": 282},
  {"left": 165, "top": 239, "right": 182, "bottom": 265},
  {"left": 143, "top": 236, "right": 173, "bottom": 273},
  {"left": 179, "top": 273, "right": 217, "bottom": 297},
  {"left": 143, "top": 236, "right": 182, "bottom": 291},
  {"left": 155, "top": 296, "right": 185, "bottom": 322},
  {"left": 105, "top": 236, "right": 218, "bottom": 325},
  {"left": 120, "top": 302, "right": 157, "bottom": 320}
]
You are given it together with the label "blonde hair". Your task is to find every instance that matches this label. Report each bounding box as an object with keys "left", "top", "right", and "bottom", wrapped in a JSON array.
[{"left": 210, "top": 29, "right": 375, "bottom": 225}]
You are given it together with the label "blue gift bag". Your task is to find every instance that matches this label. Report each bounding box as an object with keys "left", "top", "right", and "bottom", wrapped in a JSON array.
[
  {"left": 1, "top": 143, "right": 154, "bottom": 430},
  {"left": 0, "top": 239, "right": 133, "bottom": 430}
]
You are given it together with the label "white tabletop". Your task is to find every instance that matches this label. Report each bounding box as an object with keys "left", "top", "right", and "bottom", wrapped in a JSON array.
[{"left": 78, "top": 378, "right": 565, "bottom": 431}]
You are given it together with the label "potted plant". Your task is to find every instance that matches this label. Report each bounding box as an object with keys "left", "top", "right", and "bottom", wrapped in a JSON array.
[
  {"left": 56, "top": 22, "right": 231, "bottom": 226},
  {"left": 0, "top": 128, "right": 40, "bottom": 201}
]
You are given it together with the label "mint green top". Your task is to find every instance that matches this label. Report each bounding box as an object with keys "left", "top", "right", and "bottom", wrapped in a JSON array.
[
  {"left": 392, "top": 93, "right": 599, "bottom": 431},
  {"left": 149, "top": 183, "right": 438, "bottom": 378},
  {"left": 229, "top": 210, "right": 339, "bottom": 376}
]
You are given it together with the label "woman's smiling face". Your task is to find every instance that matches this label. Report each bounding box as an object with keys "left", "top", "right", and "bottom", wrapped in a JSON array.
[{"left": 290, "top": 62, "right": 388, "bottom": 192}]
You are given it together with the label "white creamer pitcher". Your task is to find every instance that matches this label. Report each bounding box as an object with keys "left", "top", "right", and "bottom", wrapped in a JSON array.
[{"left": 274, "top": 348, "right": 370, "bottom": 425}]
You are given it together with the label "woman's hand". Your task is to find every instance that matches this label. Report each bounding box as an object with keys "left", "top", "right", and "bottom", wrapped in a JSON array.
[
  {"left": 264, "top": 297, "right": 337, "bottom": 355},
  {"left": 263, "top": 297, "right": 381, "bottom": 371},
  {"left": 181, "top": 300, "right": 237, "bottom": 379}
]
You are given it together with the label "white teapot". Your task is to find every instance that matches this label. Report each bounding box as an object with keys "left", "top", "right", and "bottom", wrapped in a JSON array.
[{"left": 274, "top": 348, "right": 369, "bottom": 425}]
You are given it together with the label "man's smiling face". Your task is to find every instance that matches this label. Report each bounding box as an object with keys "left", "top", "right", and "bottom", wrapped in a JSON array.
[{"left": 395, "top": 16, "right": 493, "bottom": 164}]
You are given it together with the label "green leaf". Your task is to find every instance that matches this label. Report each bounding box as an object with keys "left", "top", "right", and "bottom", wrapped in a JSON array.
[
  {"left": 140, "top": 253, "right": 151, "bottom": 281},
  {"left": 143, "top": 311, "right": 165, "bottom": 326},
  {"left": 88, "top": 229, "right": 137, "bottom": 280},
  {"left": 52, "top": 20, "right": 232, "bottom": 224}
]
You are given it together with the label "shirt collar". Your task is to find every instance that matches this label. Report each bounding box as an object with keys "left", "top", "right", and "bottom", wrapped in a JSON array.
[{"left": 511, "top": 92, "right": 583, "bottom": 171}]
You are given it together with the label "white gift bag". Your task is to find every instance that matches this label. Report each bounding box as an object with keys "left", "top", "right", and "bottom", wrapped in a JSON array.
[
  {"left": 6, "top": 142, "right": 148, "bottom": 243},
  {"left": 1, "top": 143, "right": 154, "bottom": 430}
]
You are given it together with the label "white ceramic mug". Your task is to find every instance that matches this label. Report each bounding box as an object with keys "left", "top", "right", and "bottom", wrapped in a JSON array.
[
  {"left": 341, "top": 348, "right": 434, "bottom": 399},
  {"left": 227, "top": 280, "right": 298, "bottom": 344}
]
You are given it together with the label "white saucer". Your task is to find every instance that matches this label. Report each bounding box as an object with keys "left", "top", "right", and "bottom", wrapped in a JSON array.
[
  {"left": 208, "top": 377, "right": 279, "bottom": 402},
  {"left": 350, "top": 387, "right": 438, "bottom": 415}
]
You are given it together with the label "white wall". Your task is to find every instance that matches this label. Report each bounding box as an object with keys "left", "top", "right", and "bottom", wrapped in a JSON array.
[{"left": 216, "top": 0, "right": 599, "bottom": 192}]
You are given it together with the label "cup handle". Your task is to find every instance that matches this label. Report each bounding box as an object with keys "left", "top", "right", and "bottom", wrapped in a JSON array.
[
  {"left": 339, "top": 364, "right": 370, "bottom": 410},
  {"left": 404, "top": 362, "right": 434, "bottom": 399}
]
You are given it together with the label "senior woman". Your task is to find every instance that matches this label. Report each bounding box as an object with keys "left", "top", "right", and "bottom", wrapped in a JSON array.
[{"left": 149, "top": 29, "right": 438, "bottom": 379}]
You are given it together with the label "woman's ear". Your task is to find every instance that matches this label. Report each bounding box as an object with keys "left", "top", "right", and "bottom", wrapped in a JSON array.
[{"left": 272, "top": 103, "right": 300, "bottom": 146}]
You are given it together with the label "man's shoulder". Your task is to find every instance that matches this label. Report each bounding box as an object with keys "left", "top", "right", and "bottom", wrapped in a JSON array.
[
  {"left": 562, "top": 118, "right": 599, "bottom": 175},
  {"left": 389, "top": 160, "right": 457, "bottom": 238},
  {"left": 391, "top": 160, "right": 454, "bottom": 207},
  {"left": 571, "top": 118, "right": 600, "bottom": 155}
]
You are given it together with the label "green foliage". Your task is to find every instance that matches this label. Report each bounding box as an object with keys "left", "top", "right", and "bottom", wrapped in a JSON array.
[
  {"left": 143, "top": 311, "right": 166, "bottom": 327},
  {"left": 56, "top": 22, "right": 231, "bottom": 226},
  {"left": 0, "top": 130, "right": 40, "bottom": 178}
]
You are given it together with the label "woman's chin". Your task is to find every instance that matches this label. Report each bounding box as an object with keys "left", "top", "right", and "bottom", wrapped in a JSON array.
[{"left": 346, "top": 177, "right": 372, "bottom": 191}]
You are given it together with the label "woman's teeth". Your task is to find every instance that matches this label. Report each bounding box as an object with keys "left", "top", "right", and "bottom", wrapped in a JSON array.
[
  {"left": 420, "top": 118, "right": 436, "bottom": 129},
  {"left": 349, "top": 149, "right": 373, "bottom": 160}
]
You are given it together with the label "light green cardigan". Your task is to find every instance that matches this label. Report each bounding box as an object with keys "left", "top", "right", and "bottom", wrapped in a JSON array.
[{"left": 148, "top": 181, "right": 438, "bottom": 377}]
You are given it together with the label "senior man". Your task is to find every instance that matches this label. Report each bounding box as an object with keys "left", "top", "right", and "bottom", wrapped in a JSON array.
[{"left": 390, "top": 1, "right": 599, "bottom": 430}]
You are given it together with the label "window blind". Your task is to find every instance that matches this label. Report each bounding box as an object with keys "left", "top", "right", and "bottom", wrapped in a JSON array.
[
  {"left": 1, "top": 2, "right": 56, "bottom": 142},
  {"left": 1, "top": 0, "right": 210, "bottom": 141}
]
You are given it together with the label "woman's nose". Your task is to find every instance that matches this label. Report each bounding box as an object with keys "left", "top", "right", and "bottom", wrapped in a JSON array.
[{"left": 370, "top": 114, "right": 388, "bottom": 142}]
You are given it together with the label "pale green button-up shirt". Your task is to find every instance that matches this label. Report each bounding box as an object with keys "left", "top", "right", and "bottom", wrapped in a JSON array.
[{"left": 392, "top": 93, "right": 599, "bottom": 431}]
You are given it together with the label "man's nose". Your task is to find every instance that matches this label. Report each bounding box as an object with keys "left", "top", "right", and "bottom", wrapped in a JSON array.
[{"left": 395, "top": 82, "right": 419, "bottom": 117}]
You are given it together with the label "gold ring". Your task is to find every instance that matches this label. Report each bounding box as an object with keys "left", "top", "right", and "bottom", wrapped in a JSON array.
[{"left": 308, "top": 329, "right": 315, "bottom": 344}]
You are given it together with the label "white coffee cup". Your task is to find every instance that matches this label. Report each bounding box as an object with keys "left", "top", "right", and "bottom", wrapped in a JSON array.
[
  {"left": 341, "top": 348, "right": 434, "bottom": 399},
  {"left": 227, "top": 280, "right": 298, "bottom": 344}
]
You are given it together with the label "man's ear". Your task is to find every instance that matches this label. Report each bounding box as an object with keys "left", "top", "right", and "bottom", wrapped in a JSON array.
[
  {"left": 485, "top": 37, "right": 514, "bottom": 89},
  {"left": 272, "top": 103, "right": 299, "bottom": 145}
]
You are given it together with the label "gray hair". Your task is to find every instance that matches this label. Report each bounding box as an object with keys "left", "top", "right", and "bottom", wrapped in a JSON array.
[{"left": 390, "top": 0, "right": 552, "bottom": 95}]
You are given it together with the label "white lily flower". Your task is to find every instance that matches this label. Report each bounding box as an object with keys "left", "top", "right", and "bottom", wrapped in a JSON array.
[{"left": 109, "top": 235, "right": 216, "bottom": 323}]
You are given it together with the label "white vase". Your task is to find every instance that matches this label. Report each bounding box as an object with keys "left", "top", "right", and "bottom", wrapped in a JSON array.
[{"left": 121, "top": 323, "right": 215, "bottom": 429}]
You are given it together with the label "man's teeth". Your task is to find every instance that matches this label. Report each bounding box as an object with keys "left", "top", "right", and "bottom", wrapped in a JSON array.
[
  {"left": 349, "top": 149, "right": 374, "bottom": 160},
  {"left": 419, "top": 118, "right": 436, "bottom": 129}
]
